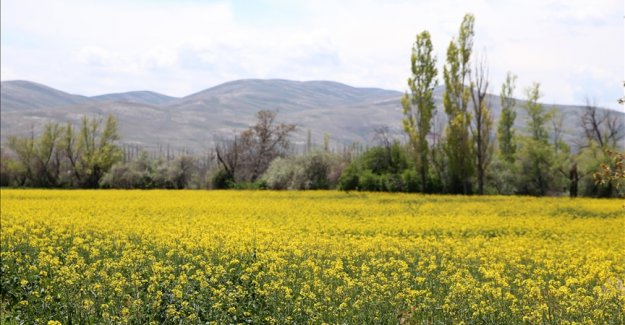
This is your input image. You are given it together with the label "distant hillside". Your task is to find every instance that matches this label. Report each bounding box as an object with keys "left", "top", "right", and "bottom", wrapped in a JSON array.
[
  {"left": 0, "top": 80, "right": 91, "bottom": 111},
  {"left": 91, "top": 91, "right": 176, "bottom": 106},
  {"left": 1, "top": 79, "right": 623, "bottom": 153}
]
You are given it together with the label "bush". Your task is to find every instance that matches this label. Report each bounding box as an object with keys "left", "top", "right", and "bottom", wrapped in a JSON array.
[
  {"left": 211, "top": 168, "right": 234, "bottom": 189},
  {"left": 262, "top": 158, "right": 295, "bottom": 190},
  {"left": 359, "top": 170, "right": 380, "bottom": 191},
  {"left": 401, "top": 169, "right": 420, "bottom": 192},
  {"left": 337, "top": 164, "right": 360, "bottom": 191},
  {"left": 263, "top": 151, "right": 343, "bottom": 190},
  {"left": 337, "top": 142, "right": 418, "bottom": 192}
]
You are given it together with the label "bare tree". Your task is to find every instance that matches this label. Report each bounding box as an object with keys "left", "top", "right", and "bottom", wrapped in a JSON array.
[
  {"left": 168, "top": 155, "right": 196, "bottom": 189},
  {"left": 248, "top": 110, "right": 297, "bottom": 181},
  {"left": 373, "top": 126, "right": 393, "bottom": 150},
  {"left": 579, "top": 98, "right": 624, "bottom": 149},
  {"left": 215, "top": 110, "right": 296, "bottom": 183},
  {"left": 215, "top": 135, "right": 240, "bottom": 181},
  {"left": 470, "top": 51, "right": 493, "bottom": 195}
]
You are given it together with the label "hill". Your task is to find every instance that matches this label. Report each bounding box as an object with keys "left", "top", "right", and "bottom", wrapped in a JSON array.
[
  {"left": 91, "top": 91, "right": 176, "bottom": 106},
  {"left": 1, "top": 79, "right": 622, "bottom": 153}
]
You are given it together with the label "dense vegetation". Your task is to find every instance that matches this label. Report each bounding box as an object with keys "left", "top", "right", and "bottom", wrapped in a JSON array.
[{"left": 1, "top": 104, "right": 622, "bottom": 197}]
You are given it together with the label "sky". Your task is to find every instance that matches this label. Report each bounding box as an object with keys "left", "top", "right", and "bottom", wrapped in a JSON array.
[{"left": 1, "top": 0, "right": 623, "bottom": 109}]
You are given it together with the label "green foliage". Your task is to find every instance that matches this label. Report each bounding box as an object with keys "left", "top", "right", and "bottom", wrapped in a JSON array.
[
  {"left": 514, "top": 83, "right": 566, "bottom": 196},
  {"left": 6, "top": 123, "right": 65, "bottom": 187},
  {"left": 401, "top": 169, "right": 420, "bottom": 193},
  {"left": 337, "top": 142, "right": 420, "bottom": 192},
  {"left": 100, "top": 152, "right": 196, "bottom": 189},
  {"left": 3, "top": 115, "right": 121, "bottom": 188},
  {"left": 263, "top": 150, "right": 344, "bottom": 190},
  {"left": 211, "top": 168, "right": 234, "bottom": 189},
  {"left": 486, "top": 156, "right": 519, "bottom": 195},
  {"left": 337, "top": 164, "right": 360, "bottom": 191},
  {"left": 515, "top": 138, "right": 558, "bottom": 196},
  {"left": 523, "top": 83, "right": 550, "bottom": 143},
  {"left": 575, "top": 144, "right": 614, "bottom": 197},
  {"left": 498, "top": 72, "right": 518, "bottom": 164},
  {"left": 358, "top": 169, "right": 380, "bottom": 191},
  {"left": 443, "top": 13, "right": 475, "bottom": 194},
  {"left": 402, "top": 30, "right": 438, "bottom": 192},
  {"left": 68, "top": 115, "right": 122, "bottom": 188}
]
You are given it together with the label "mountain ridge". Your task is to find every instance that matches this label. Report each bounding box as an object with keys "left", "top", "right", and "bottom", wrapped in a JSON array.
[{"left": 1, "top": 79, "right": 622, "bottom": 152}]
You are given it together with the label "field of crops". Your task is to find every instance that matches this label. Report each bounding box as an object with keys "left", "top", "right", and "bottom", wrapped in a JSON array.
[{"left": 1, "top": 190, "right": 624, "bottom": 324}]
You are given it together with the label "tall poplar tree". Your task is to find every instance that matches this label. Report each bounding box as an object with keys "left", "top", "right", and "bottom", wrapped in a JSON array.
[
  {"left": 401, "top": 30, "right": 438, "bottom": 192},
  {"left": 443, "top": 13, "right": 475, "bottom": 194},
  {"left": 497, "top": 72, "right": 517, "bottom": 163}
]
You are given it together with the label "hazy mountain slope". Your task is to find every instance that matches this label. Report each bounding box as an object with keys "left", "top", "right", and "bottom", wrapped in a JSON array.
[
  {"left": 0, "top": 80, "right": 91, "bottom": 111},
  {"left": 91, "top": 91, "right": 177, "bottom": 106},
  {"left": 170, "top": 79, "right": 401, "bottom": 114},
  {"left": 1, "top": 79, "right": 622, "bottom": 153}
]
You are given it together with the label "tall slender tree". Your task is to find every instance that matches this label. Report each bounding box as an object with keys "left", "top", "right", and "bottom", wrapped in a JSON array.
[
  {"left": 443, "top": 13, "right": 475, "bottom": 194},
  {"left": 470, "top": 51, "right": 493, "bottom": 194},
  {"left": 497, "top": 72, "right": 517, "bottom": 163},
  {"left": 401, "top": 30, "right": 438, "bottom": 192},
  {"left": 517, "top": 83, "right": 555, "bottom": 195}
]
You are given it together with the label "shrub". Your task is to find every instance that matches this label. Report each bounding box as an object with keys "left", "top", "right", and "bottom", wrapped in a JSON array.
[
  {"left": 211, "top": 168, "right": 234, "bottom": 189},
  {"left": 263, "top": 151, "right": 343, "bottom": 190}
]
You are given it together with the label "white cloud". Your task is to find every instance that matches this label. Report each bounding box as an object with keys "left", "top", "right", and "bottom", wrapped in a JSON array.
[{"left": 1, "top": 0, "right": 622, "bottom": 109}]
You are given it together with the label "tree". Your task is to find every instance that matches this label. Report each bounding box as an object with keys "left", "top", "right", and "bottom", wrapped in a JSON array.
[
  {"left": 4, "top": 115, "right": 120, "bottom": 188},
  {"left": 443, "top": 13, "right": 475, "bottom": 194},
  {"left": 7, "top": 123, "right": 64, "bottom": 187},
  {"left": 579, "top": 98, "right": 624, "bottom": 149},
  {"left": 401, "top": 30, "right": 438, "bottom": 192},
  {"left": 575, "top": 98, "right": 625, "bottom": 197},
  {"left": 550, "top": 108, "right": 573, "bottom": 196},
  {"left": 168, "top": 155, "right": 196, "bottom": 189},
  {"left": 7, "top": 129, "right": 36, "bottom": 186},
  {"left": 33, "top": 122, "right": 64, "bottom": 187},
  {"left": 337, "top": 142, "right": 415, "bottom": 192},
  {"left": 0, "top": 147, "right": 17, "bottom": 186},
  {"left": 469, "top": 51, "right": 493, "bottom": 194},
  {"left": 497, "top": 72, "right": 518, "bottom": 163},
  {"left": 516, "top": 83, "right": 557, "bottom": 195},
  {"left": 593, "top": 150, "right": 625, "bottom": 197},
  {"left": 215, "top": 110, "right": 296, "bottom": 184},
  {"left": 65, "top": 115, "right": 122, "bottom": 188}
]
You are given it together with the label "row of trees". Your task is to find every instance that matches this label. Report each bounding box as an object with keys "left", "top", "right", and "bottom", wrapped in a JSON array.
[
  {"left": 0, "top": 110, "right": 337, "bottom": 190},
  {"left": 1, "top": 116, "right": 120, "bottom": 188},
  {"left": 398, "top": 13, "right": 624, "bottom": 197},
  {"left": 1, "top": 103, "right": 622, "bottom": 196}
]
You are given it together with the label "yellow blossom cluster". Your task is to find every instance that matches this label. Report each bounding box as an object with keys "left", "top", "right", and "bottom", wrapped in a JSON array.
[{"left": 1, "top": 190, "right": 624, "bottom": 324}]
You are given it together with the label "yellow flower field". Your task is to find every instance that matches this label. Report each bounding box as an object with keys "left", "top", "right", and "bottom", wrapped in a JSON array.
[{"left": 1, "top": 190, "right": 624, "bottom": 324}]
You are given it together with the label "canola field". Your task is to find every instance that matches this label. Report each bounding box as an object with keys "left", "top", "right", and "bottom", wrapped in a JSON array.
[{"left": 1, "top": 190, "right": 624, "bottom": 324}]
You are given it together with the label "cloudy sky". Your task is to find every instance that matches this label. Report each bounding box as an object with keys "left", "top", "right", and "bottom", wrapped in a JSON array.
[{"left": 1, "top": 0, "right": 623, "bottom": 109}]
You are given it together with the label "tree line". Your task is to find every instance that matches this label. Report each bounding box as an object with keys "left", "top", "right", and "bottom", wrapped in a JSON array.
[
  {"left": 395, "top": 13, "right": 624, "bottom": 197},
  {"left": 1, "top": 13, "right": 623, "bottom": 196}
]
